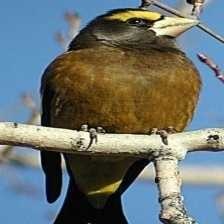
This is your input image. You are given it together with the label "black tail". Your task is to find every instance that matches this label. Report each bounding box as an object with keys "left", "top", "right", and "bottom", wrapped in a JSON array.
[{"left": 54, "top": 179, "right": 128, "bottom": 224}]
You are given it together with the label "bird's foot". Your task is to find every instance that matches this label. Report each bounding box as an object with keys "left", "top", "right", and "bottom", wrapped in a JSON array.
[
  {"left": 149, "top": 127, "right": 177, "bottom": 145},
  {"left": 80, "top": 124, "right": 106, "bottom": 149}
]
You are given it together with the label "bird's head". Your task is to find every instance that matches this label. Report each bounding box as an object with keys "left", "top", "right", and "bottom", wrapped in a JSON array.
[{"left": 69, "top": 8, "right": 199, "bottom": 50}]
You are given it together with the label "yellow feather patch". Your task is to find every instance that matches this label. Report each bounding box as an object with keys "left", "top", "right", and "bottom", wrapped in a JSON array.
[
  {"left": 106, "top": 10, "right": 162, "bottom": 22},
  {"left": 87, "top": 180, "right": 122, "bottom": 209},
  {"left": 87, "top": 180, "right": 122, "bottom": 196}
]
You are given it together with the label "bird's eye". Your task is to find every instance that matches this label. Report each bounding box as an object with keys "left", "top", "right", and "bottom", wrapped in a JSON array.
[{"left": 127, "top": 18, "right": 149, "bottom": 27}]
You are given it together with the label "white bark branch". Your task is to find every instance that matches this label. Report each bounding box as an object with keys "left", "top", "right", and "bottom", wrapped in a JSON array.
[
  {"left": 0, "top": 121, "right": 223, "bottom": 224},
  {"left": 0, "top": 122, "right": 223, "bottom": 156},
  {"left": 154, "top": 157, "right": 197, "bottom": 223}
]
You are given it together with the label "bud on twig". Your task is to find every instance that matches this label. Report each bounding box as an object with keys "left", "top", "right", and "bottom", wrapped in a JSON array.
[{"left": 187, "top": 0, "right": 205, "bottom": 16}]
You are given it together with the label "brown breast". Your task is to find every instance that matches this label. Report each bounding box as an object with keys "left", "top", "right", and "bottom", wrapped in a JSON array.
[{"left": 43, "top": 45, "right": 201, "bottom": 133}]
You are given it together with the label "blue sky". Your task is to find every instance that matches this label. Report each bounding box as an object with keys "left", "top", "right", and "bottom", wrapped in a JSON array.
[{"left": 0, "top": 0, "right": 224, "bottom": 223}]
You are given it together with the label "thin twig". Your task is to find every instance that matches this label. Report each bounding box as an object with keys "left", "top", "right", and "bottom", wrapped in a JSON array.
[
  {"left": 197, "top": 53, "right": 224, "bottom": 84},
  {"left": 186, "top": 0, "right": 205, "bottom": 16},
  {"left": 140, "top": 0, "right": 224, "bottom": 44},
  {"left": 55, "top": 11, "right": 81, "bottom": 49},
  {"left": 177, "top": 1, "right": 205, "bottom": 16},
  {"left": 0, "top": 94, "right": 40, "bottom": 163},
  {"left": 64, "top": 11, "right": 81, "bottom": 40},
  {"left": 196, "top": 24, "right": 224, "bottom": 44}
]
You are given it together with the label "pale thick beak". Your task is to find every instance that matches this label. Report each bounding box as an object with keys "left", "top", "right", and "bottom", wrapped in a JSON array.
[{"left": 150, "top": 16, "right": 199, "bottom": 37}]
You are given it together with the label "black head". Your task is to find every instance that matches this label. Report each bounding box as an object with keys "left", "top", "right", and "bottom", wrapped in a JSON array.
[{"left": 69, "top": 8, "right": 198, "bottom": 51}]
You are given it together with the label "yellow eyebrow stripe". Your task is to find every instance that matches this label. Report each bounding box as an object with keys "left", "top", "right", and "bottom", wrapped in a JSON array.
[{"left": 105, "top": 11, "right": 162, "bottom": 22}]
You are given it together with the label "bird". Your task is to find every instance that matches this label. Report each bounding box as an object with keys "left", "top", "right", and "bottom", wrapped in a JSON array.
[{"left": 40, "top": 8, "right": 201, "bottom": 224}]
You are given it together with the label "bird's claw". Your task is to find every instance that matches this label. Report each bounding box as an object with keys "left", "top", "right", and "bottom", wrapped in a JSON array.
[
  {"left": 79, "top": 124, "right": 106, "bottom": 149},
  {"left": 96, "top": 126, "right": 106, "bottom": 134},
  {"left": 149, "top": 127, "right": 177, "bottom": 145},
  {"left": 166, "top": 126, "right": 177, "bottom": 134},
  {"left": 80, "top": 124, "right": 89, "bottom": 132},
  {"left": 86, "top": 128, "right": 98, "bottom": 150}
]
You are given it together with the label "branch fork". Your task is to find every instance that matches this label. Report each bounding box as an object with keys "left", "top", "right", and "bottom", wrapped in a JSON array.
[{"left": 1, "top": 122, "right": 224, "bottom": 223}]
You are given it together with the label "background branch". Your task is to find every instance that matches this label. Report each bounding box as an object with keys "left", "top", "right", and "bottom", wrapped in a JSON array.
[
  {"left": 0, "top": 93, "right": 39, "bottom": 164},
  {"left": 141, "top": 165, "right": 224, "bottom": 186},
  {"left": 55, "top": 11, "right": 81, "bottom": 49},
  {"left": 140, "top": 0, "right": 224, "bottom": 44},
  {"left": 198, "top": 53, "right": 224, "bottom": 84}
]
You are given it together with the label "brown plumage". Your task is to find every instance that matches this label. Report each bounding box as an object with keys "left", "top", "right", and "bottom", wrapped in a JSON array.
[
  {"left": 40, "top": 8, "right": 201, "bottom": 224},
  {"left": 44, "top": 46, "right": 200, "bottom": 133}
]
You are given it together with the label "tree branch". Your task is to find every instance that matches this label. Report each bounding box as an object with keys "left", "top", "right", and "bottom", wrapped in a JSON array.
[
  {"left": 0, "top": 122, "right": 223, "bottom": 156},
  {"left": 0, "top": 122, "right": 223, "bottom": 223},
  {"left": 141, "top": 165, "right": 224, "bottom": 186},
  {"left": 154, "top": 157, "right": 197, "bottom": 224}
]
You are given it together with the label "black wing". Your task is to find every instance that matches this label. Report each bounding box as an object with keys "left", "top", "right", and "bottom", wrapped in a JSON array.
[{"left": 40, "top": 75, "right": 62, "bottom": 203}]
